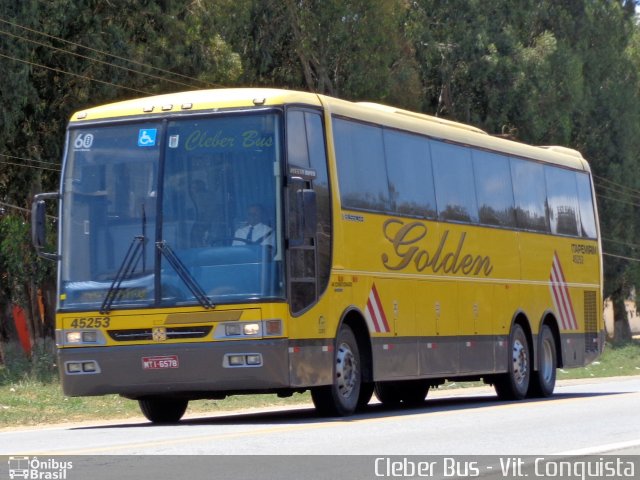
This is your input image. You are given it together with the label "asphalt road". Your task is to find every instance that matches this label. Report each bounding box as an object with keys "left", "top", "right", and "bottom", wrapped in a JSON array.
[{"left": 1, "top": 376, "right": 639, "bottom": 457}]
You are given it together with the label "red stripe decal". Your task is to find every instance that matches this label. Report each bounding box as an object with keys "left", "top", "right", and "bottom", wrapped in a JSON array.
[
  {"left": 549, "top": 252, "right": 578, "bottom": 330},
  {"left": 365, "top": 282, "right": 391, "bottom": 333}
]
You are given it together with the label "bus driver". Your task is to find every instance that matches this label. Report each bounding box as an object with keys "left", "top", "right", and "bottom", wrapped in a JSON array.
[{"left": 233, "top": 204, "right": 274, "bottom": 247}]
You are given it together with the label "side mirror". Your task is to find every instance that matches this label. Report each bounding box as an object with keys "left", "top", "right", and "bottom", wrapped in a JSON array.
[
  {"left": 31, "top": 192, "right": 60, "bottom": 261},
  {"left": 32, "top": 200, "right": 46, "bottom": 248}
]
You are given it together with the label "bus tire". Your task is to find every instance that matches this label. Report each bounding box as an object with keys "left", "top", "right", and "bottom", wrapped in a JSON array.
[
  {"left": 528, "top": 325, "right": 557, "bottom": 398},
  {"left": 375, "top": 380, "right": 429, "bottom": 406},
  {"left": 357, "top": 382, "right": 375, "bottom": 411},
  {"left": 374, "top": 381, "right": 402, "bottom": 406},
  {"left": 494, "top": 323, "right": 530, "bottom": 400},
  {"left": 311, "top": 325, "right": 362, "bottom": 416},
  {"left": 138, "top": 397, "right": 188, "bottom": 423}
]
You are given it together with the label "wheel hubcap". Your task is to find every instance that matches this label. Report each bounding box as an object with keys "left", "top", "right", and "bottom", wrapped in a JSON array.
[
  {"left": 335, "top": 342, "right": 357, "bottom": 398},
  {"left": 512, "top": 338, "right": 528, "bottom": 386}
]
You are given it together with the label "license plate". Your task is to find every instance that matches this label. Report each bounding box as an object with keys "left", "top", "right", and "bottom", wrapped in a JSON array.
[{"left": 142, "top": 355, "right": 179, "bottom": 370}]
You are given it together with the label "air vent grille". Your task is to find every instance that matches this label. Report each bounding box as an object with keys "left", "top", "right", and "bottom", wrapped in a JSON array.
[
  {"left": 107, "top": 326, "right": 212, "bottom": 342},
  {"left": 584, "top": 291, "right": 598, "bottom": 353}
]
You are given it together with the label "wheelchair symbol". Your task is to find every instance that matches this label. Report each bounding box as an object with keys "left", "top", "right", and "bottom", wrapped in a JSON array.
[{"left": 138, "top": 129, "right": 157, "bottom": 147}]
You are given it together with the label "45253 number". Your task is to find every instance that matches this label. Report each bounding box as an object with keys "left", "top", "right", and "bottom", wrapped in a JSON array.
[{"left": 69, "top": 317, "right": 110, "bottom": 328}]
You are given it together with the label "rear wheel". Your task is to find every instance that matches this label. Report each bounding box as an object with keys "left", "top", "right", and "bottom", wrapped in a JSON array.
[
  {"left": 374, "top": 381, "right": 402, "bottom": 406},
  {"left": 375, "top": 380, "right": 429, "bottom": 406},
  {"left": 138, "top": 397, "right": 188, "bottom": 423},
  {"left": 357, "top": 382, "right": 375, "bottom": 410},
  {"left": 528, "top": 325, "right": 557, "bottom": 398},
  {"left": 494, "top": 323, "right": 530, "bottom": 400},
  {"left": 311, "top": 325, "right": 362, "bottom": 416}
]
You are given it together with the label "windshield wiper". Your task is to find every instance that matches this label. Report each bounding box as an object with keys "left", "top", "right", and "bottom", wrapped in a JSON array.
[
  {"left": 100, "top": 235, "right": 146, "bottom": 314},
  {"left": 156, "top": 241, "right": 214, "bottom": 309}
]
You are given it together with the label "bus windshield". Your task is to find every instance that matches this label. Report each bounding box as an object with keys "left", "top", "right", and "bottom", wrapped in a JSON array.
[{"left": 60, "top": 112, "right": 284, "bottom": 311}]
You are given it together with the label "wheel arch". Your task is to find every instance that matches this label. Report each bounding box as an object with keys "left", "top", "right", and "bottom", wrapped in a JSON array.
[{"left": 338, "top": 306, "right": 373, "bottom": 383}]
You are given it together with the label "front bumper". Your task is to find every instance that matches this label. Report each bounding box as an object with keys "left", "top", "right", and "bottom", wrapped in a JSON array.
[{"left": 58, "top": 339, "right": 290, "bottom": 398}]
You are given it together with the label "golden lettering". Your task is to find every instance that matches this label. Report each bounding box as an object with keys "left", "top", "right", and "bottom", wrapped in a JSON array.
[
  {"left": 382, "top": 219, "right": 426, "bottom": 270},
  {"left": 381, "top": 219, "right": 493, "bottom": 276}
]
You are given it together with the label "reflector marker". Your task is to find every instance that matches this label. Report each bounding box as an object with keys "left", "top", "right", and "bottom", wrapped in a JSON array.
[{"left": 364, "top": 283, "right": 391, "bottom": 333}]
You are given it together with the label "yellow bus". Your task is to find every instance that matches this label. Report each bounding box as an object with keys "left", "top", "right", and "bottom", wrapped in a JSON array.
[{"left": 32, "top": 88, "right": 603, "bottom": 423}]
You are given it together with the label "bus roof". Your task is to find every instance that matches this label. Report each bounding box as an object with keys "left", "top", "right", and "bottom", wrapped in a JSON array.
[
  {"left": 70, "top": 88, "right": 324, "bottom": 122},
  {"left": 321, "top": 95, "right": 589, "bottom": 172},
  {"left": 70, "top": 87, "right": 589, "bottom": 172}
]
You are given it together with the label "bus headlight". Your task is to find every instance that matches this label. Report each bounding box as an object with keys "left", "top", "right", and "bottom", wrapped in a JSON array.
[
  {"left": 215, "top": 320, "right": 283, "bottom": 339},
  {"left": 228, "top": 355, "right": 245, "bottom": 366},
  {"left": 65, "top": 331, "right": 83, "bottom": 344},
  {"left": 82, "top": 361, "right": 98, "bottom": 372},
  {"left": 223, "top": 353, "right": 263, "bottom": 368},
  {"left": 61, "top": 330, "right": 105, "bottom": 345},
  {"left": 82, "top": 331, "right": 98, "bottom": 343},
  {"left": 224, "top": 322, "right": 260, "bottom": 336},
  {"left": 65, "top": 360, "right": 101, "bottom": 374},
  {"left": 243, "top": 323, "right": 260, "bottom": 335},
  {"left": 225, "top": 324, "right": 242, "bottom": 336},
  {"left": 66, "top": 362, "right": 82, "bottom": 373},
  {"left": 246, "top": 354, "right": 262, "bottom": 366}
]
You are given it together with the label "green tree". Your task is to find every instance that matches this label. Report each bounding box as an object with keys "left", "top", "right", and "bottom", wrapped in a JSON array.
[
  {"left": 560, "top": 1, "right": 640, "bottom": 342},
  {"left": 211, "top": 0, "right": 423, "bottom": 107},
  {"left": 0, "top": 0, "right": 242, "bottom": 352},
  {"left": 406, "top": 0, "right": 584, "bottom": 142}
]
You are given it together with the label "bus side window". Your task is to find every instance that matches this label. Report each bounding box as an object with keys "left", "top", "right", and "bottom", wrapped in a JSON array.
[
  {"left": 473, "top": 150, "right": 516, "bottom": 228},
  {"left": 430, "top": 141, "right": 479, "bottom": 223},
  {"left": 384, "top": 129, "right": 437, "bottom": 219},
  {"left": 545, "top": 165, "right": 580, "bottom": 236},
  {"left": 511, "top": 158, "right": 550, "bottom": 232},
  {"left": 333, "top": 118, "right": 390, "bottom": 212},
  {"left": 575, "top": 172, "right": 598, "bottom": 239}
]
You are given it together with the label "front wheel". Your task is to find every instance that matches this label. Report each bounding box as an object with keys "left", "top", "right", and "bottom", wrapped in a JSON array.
[
  {"left": 357, "top": 382, "right": 375, "bottom": 411},
  {"left": 528, "top": 325, "right": 557, "bottom": 398},
  {"left": 311, "top": 325, "right": 362, "bottom": 416},
  {"left": 494, "top": 323, "right": 530, "bottom": 400},
  {"left": 138, "top": 397, "right": 188, "bottom": 423}
]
